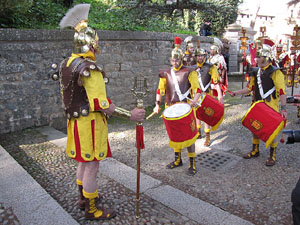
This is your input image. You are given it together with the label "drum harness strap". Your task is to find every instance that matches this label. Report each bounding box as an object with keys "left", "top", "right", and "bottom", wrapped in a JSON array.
[
  {"left": 171, "top": 68, "right": 190, "bottom": 101},
  {"left": 196, "top": 68, "right": 211, "bottom": 92},
  {"left": 257, "top": 68, "right": 275, "bottom": 100}
]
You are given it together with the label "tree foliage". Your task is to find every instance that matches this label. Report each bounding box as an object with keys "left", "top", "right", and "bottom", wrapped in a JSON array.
[
  {"left": 0, "top": 0, "right": 67, "bottom": 28},
  {"left": 0, "top": 0, "right": 242, "bottom": 37},
  {"left": 109, "top": 0, "right": 242, "bottom": 36}
]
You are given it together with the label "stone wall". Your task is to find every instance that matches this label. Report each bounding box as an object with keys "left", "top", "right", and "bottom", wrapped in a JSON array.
[{"left": 0, "top": 29, "right": 213, "bottom": 134}]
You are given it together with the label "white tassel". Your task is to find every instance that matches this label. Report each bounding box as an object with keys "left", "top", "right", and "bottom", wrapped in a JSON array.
[{"left": 59, "top": 4, "right": 90, "bottom": 30}]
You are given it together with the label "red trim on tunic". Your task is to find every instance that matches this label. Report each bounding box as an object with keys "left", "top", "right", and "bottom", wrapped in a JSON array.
[
  {"left": 74, "top": 120, "right": 99, "bottom": 162},
  {"left": 91, "top": 119, "right": 95, "bottom": 150},
  {"left": 279, "top": 89, "right": 285, "bottom": 95},
  {"left": 196, "top": 88, "right": 201, "bottom": 93},
  {"left": 107, "top": 98, "right": 112, "bottom": 104},
  {"left": 94, "top": 99, "right": 101, "bottom": 111},
  {"left": 107, "top": 141, "right": 112, "bottom": 157},
  {"left": 156, "top": 89, "right": 160, "bottom": 94}
]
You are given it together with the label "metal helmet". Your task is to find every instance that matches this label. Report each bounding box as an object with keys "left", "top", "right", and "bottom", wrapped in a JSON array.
[
  {"left": 184, "top": 36, "right": 194, "bottom": 50},
  {"left": 256, "top": 38, "right": 275, "bottom": 62},
  {"left": 195, "top": 47, "right": 206, "bottom": 56},
  {"left": 210, "top": 45, "right": 219, "bottom": 53},
  {"left": 171, "top": 37, "right": 184, "bottom": 59},
  {"left": 73, "top": 26, "right": 100, "bottom": 54},
  {"left": 59, "top": 4, "right": 100, "bottom": 54}
]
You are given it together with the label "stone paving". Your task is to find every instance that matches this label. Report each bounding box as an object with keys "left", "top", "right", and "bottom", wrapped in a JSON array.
[
  {"left": 0, "top": 82, "right": 300, "bottom": 225},
  {"left": 0, "top": 129, "right": 200, "bottom": 225}
]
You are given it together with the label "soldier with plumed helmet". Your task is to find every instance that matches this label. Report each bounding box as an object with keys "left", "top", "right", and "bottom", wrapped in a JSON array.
[
  {"left": 50, "top": 4, "right": 145, "bottom": 220},
  {"left": 207, "top": 38, "right": 228, "bottom": 95},
  {"left": 229, "top": 40, "right": 287, "bottom": 167},
  {"left": 152, "top": 37, "right": 201, "bottom": 176},
  {"left": 194, "top": 46, "right": 224, "bottom": 146},
  {"left": 183, "top": 36, "right": 197, "bottom": 66}
]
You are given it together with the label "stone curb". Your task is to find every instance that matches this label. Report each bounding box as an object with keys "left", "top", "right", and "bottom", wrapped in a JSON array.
[{"left": 0, "top": 144, "right": 79, "bottom": 225}]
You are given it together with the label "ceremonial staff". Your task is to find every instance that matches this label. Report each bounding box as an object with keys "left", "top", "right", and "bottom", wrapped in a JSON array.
[
  {"left": 290, "top": 25, "right": 300, "bottom": 96},
  {"left": 131, "top": 77, "right": 149, "bottom": 218},
  {"left": 240, "top": 27, "right": 248, "bottom": 90}
]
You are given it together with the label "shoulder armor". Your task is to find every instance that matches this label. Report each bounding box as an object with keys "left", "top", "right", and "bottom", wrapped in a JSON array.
[
  {"left": 159, "top": 68, "right": 169, "bottom": 78},
  {"left": 78, "top": 60, "right": 100, "bottom": 77}
]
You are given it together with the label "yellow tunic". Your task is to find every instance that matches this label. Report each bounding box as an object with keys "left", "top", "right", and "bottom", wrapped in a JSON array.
[
  {"left": 248, "top": 63, "right": 286, "bottom": 112},
  {"left": 65, "top": 52, "right": 110, "bottom": 162}
]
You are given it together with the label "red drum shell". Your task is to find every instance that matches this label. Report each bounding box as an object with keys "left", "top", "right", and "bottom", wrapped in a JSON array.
[
  {"left": 162, "top": 103, "right": 198, "bottom": 148},
  {"left": 195, "top": 94, "right": 224, "bottom": 131},
  {"left": 241, "top": 101, "right": 284, "bottom": 148}
]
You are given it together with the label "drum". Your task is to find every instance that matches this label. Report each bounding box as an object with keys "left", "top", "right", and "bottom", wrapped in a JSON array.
[
  {"left": 195, "top": 94, "right": 224, "bottom": 131},
  {"left": 241, "top": 100, "right": 285, "bottom": 148},
  {"left": 162, "top": 103, "right": 198, "bottom": 149}
]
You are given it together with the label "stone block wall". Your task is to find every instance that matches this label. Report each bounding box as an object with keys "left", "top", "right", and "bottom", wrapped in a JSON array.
[{"left": 0, "top": 29, "right": 213, "bottom": 134}]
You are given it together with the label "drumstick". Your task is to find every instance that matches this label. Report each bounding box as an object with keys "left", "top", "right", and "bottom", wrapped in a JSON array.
[
  {"left": 146, "top": 111, "right": 157, "bottom": 120},
  {"left": 186, "top": 97, "right": 202, "bottom": 107}
]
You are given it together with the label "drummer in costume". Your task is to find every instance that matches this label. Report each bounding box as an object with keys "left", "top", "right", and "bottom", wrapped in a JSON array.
[
  {"left": 194, "top": 47, "right": 224, "bottom": 146},
  {"left": 229, "top": 43, "right": 287, "bottom": 166},
  {"left": 51, "top": 4, "right": 145, "bottom": 220},
  {"left": 183, "top": 36, "right": 197, "bottom": 66},
  {"left": 153, "top": 37, "right": 201, "bottom": 176},
  {"left": 207, "top": 42, "right": 228, "bottom": 96}
]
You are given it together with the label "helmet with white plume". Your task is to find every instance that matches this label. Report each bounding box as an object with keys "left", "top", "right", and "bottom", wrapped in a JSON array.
[
  {"left": 184, "top": 36, "right": 194, "bottom": 49},
  {"left": 59, "top": 4, "right": 100, "bottom": 54},
  {"left": 256, "top": 38, "right": 275, "bottom": 62}
]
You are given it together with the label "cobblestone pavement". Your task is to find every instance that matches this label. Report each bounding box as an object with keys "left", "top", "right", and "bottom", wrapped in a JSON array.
[
  {"left": 0, "top": 82, "right": 300, "bottom": 225},
  {"left": 0, "top": 129, "right": 199, "bottom": 225},
  {"left": 0, "top": 202, "right": 21, "bottom": 225}
]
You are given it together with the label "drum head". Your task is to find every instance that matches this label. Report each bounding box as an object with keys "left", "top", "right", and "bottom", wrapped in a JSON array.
[{"left": 163, "top": 103, "right": 191, "bottom": 118}]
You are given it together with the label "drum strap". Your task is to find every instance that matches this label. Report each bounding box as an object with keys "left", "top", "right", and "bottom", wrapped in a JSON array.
[
  {"left": 171, "top": 69, "right": 190, "bottom": 101},
  {"left": 257, "top": 68, "right": 275, "bottom": 100},
  {"left": 197, "top": 69, "right": 211, "bottom": 92}
]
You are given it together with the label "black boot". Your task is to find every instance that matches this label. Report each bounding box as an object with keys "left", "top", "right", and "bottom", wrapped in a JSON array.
[
  {"left": 78, "top": 184, "right": 85, "bottom": 210},
  {"left": 188, "top": 157, "right": 197, "bottom": 176},
  {"left": 166, "top": 152, "right": 183, "bottom": 169},
  {"left": 197, "top": 127, "right": 202, "bottom": 139},
  {"left": 243, "top": 144, "right": 260, "bottom": 159},
  {"left": 265, "top": 147, "right": 276, "bottom": 166}
]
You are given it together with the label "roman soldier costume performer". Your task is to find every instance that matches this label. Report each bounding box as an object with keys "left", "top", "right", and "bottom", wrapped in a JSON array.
[
  {"left": 275, "top": 40, "right": 290, "bottom": 86},
  {"left": 288, "top": 52, "right": 300, "bottom": 87},
  {"left": 229, "top": 42, "right": 287, "bottom": 166},
  {"left": 183, "top": 36, "right": 196, "bottom": 66},
  {"left": 152, "top": 37, "right": 201, "bottom": 175},
  {"left": 50, "top": 4, "right": 145, "bottom": 220},
  {"left": 194, "top": 47, "right": 224, "bottom": 146},
  {"left": 207, "top": 39, "right": 228, "bottom": 95}
]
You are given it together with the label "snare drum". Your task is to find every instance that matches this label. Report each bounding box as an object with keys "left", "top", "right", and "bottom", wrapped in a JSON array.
[
  {"left": 162, "top": 103, "right": 198, "bottom": 149},
  {"left": 241, "top": 100, "right": 285, "bottom": 148},
  {"left": 195, "top": 94, "right": 224, "bottom": 131}
]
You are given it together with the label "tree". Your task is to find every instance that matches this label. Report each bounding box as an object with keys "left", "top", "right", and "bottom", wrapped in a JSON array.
[{"left": 110, "top": 0, "right": 242, "bottom": 36}]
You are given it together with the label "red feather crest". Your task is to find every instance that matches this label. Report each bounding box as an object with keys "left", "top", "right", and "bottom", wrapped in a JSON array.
[{"left": 174, "top": 37, "right": 182, "bottom": 45}]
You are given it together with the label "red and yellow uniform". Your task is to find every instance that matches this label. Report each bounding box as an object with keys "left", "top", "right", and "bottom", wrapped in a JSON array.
[
  {"left": 194, "top": 60, "right": 221, "bottom": 146},
  {"left": 248, "top": 63, "right": 286, "bottom": 112},
  {"left": 65, "top": 52, "right": 111, "bottom": 162},
  {"left": 244, "top": 63, "right": 286, "bottom": 166}
]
